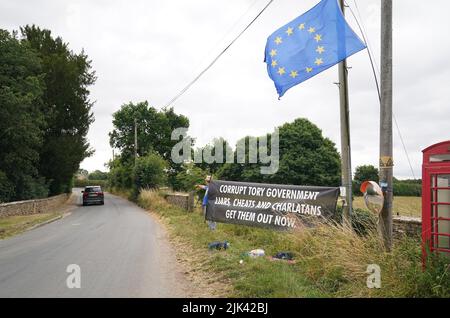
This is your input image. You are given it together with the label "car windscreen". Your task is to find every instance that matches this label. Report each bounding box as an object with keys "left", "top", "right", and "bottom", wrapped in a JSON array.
[{"left": 85, "top": 187, "right": 102, "bottom": 192}]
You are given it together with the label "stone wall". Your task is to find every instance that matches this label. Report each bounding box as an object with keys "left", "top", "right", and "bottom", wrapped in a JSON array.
[
  {"left": 0, "top": 194, "right": 70, "bottom": 218},
  {"left": 164, "top": 192, "right": 194, "bottom": 212},
  {"left": 393, "top": 216, "right": 422, "bottom": 239}
]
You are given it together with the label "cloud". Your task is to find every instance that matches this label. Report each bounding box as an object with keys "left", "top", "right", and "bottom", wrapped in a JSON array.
[{"left": 1, "top": 0, "right": 449, "bottom": 180}]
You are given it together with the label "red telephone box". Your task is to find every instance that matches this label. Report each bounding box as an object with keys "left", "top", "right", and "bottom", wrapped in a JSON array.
[{"left": 422, "top": 140, "right": 450, "bottom": 261}]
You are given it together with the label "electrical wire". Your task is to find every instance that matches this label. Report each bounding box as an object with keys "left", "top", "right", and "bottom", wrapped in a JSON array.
[
  {"left": 164, "top": 0, "right": 275, "bottom": 108},
  {"left": 178, "top": 0, "right": 261, "bottom": 88},
  {"left": 346, "top": 0, "right": 417, "bottom": 179},
  {"left": 162, "top": 0, "right": 416, "bottom": 179}
]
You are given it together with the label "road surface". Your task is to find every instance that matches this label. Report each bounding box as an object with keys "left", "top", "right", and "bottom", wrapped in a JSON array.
[{"left": 0, "top": 189, "right": 189, "bottom": 297}]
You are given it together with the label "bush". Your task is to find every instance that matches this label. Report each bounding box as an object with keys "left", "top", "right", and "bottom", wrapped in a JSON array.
[
  {"left": 108, "top": 160, "right": 133, "bottom": 190},
  {"left": 174, "top": 163, "right": 206, "bottom": 192},
  {"left": 15, "top": 175, "right": 49, "bottom": 200},
  {"left": 173, "top": 163, "right": 208, "bottom": 203},
  {"left": 0, "top": 171, "right": 14, "bottom": 203},
  {"left": 0, "top": 172, "right": 49, "bottom": 203},
  {"left": 217, "top": 118, "right": 341, "bottom": 187},
  {"left": 333, "top": 206, "right": 378, "bottom": 236},
  {"left": 353, "top": 165, "right": 379, "bottom": 196},
  {"left": 133, "top": 152, "right": 167, "bottom": 190},
  {"left": 393, "top": 181, "right": 421, "bottom": 196},
  {"left": 73, "top": 179, "right": 108, "bottom": 188},
  {"left": 88, "top": 170, "right": 108, "bottom": 180}
]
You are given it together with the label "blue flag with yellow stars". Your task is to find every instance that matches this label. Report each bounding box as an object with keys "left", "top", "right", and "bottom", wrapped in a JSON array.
[{"left": 264, "top": 0, "right": 366, "bottom": 98}]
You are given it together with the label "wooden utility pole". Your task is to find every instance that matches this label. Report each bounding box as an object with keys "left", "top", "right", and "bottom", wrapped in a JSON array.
[
  {"left": 379, "top": 0, "right": 393, "bottom": 251},
  {"left": 134, "top": 118, "right": 138, "bottom": 163},
  {"left": 338, "top": 0, "right": 353, "bottom": 225}
]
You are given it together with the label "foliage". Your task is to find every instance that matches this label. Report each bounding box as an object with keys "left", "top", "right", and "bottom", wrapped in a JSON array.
[
  {"left": 0, "top": 26, "right": 95, "bottom": 202},
  {"left": 88, "top": 170, "right": 108, "bottom": 180},
  {"left": 354, "top": 165, "right": 379, "bottom": 183},
  {"left": 173, "top": 162, "right": 206, "bottom": 192},
  {"left": 393, "top": 179, "right": 422, "bottom": 196},
  {"left": 333, "top": 206, "right": 377, "bottom": 236},
  {"left": 172, "top": 162, "right": 209, "bottom": 202},
  {"left": 77, "top": 169, "right": 89, "bottom": 179},
  {"left": 133, "top": 152, "right": 168, "bottom": 190},
  {"left": 0, "top": 29, "right": 48, "bottom": 201},
  {"left": 109, "top": 101, "right": 190, "bottom": 188},
  {"left": 107, "top": 159, "right": 133, "bottom": 190},
  {"left": 73, "top": 178, "right": 108, "bottom": 189},
  {"left": 21, "top": 25, "right": 96, "bottom": 196},
  {"left": 218, "top": 118, "right": 341, "bottom": 187},
  {"left": 0, "top": 171, "right": 14, "bottom": 203},
  {"left": 194, "top": 137, "right": 233, "bottom": 175},
  {"left": 0, "top": 212, "right": 62, "bottom": 239},
  {"left": 138, "top": 188, "right": 450, "bottom": 298},
  {"left": 354, "top": 196, "right": 422, "bottom": 218},
  {"left": 352, "top": 165, "right": 379, "bottom": 195},
  {"left": 352, "top": 165, "right": 421, "bottom": 197}
]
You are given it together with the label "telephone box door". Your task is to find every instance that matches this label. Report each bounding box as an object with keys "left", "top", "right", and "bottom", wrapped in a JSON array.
[{"left": 423, "top": 167, "right": 450, "bottom": 258}]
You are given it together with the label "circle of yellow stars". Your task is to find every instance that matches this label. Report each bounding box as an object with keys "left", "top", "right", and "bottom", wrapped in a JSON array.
[{"left": 270, "top": 22, "right": 325, "bottom": 78}]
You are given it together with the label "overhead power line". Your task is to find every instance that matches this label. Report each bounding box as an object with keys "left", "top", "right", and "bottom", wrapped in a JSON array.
[
  {"left": 164, "top": 0, "right": 275, "bottom": 108},
  {"left": 346, "top": 0, "right": 416, "bottom": 179}
]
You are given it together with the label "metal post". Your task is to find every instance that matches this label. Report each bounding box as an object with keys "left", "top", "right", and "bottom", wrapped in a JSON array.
[
  {"left": 379, "top": 0, "right": 393, "bottom": 251},
  {"left": 338, "top": 0, "right": 353, "bottom": 225}
]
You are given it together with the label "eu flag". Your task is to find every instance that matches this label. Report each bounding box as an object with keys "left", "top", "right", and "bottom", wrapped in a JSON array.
[{"left": 264, "top": 0, "right": 366, "bottom": 98}]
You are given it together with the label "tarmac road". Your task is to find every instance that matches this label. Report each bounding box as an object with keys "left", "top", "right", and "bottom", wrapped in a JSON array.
[{"left": 0, "top": 189, "right": 189, "bottom": 297}]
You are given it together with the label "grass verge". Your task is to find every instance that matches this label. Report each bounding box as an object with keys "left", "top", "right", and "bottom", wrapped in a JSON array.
[
  {"left": 353, "top": 196, "right": 421, "bottom": 217},
  {"left": 137, "top": 189, "right": 448, "bottom": 297},
  {"left": 0, "top": 212, "right": 61, "bottom": 239}
]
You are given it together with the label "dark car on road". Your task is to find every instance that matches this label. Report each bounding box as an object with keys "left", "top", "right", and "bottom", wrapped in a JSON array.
[{"left": 82, "top": 186, "right": 104, "bottom": 206}]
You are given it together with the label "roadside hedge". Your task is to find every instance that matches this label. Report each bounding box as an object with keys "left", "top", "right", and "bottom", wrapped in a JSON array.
[
  {"left": 353, "top": 180, "right": 422, "bottom": 197},
  {"left": 73, "top": 179, "right": 108, "bottom": 189}
]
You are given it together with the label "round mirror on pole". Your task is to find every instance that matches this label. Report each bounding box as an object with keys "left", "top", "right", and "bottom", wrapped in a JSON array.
[{"left": 360, "top": 181, "right": 384, "bottom": 215}]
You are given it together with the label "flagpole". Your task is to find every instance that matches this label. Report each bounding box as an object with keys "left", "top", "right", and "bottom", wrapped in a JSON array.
[{"left": 338, "top": 0, "right": 353, "bottom": 225}]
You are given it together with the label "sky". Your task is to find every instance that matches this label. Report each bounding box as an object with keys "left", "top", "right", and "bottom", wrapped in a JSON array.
[{"left": 1, "top": 0, "right": 449, "bottom": 179}]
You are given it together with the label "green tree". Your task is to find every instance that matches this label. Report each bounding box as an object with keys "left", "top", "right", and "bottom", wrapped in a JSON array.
[
  {"left": 0, "top": 29, "right": 47, "bottom": 201},
  {"left": 393, "top": 178, "right": 422, "bottom": 196},
  {"left": 109, "top": 101, "right": 190, "bottom": 188},
  {"left": 107, "top": 159, "right": 133, "bottom": 190},
  {"left": 217, "top": 135, "right": 266, "bottom": 183},
  {"left": 76, "top": 168, "right": 89, "bottom": 179},
  {"left": 21, "top": 25, "right": 96, "bottom": 195},
  {"left": 218, "top": 118, "right": 341, "bottom": 187},
  {"left": 194, "top": 137, "right": 233, "bottom": 175},
  {"left": 174, "top": 162, "right": 207, "bottom": 191},
  {"left": 0, "top": 171, "right": 14, "bottom": 203},
  {"left": 109, "top": 102, "right": 189, "bottom": 162},
  {"left": 88, "top": 170, "right": 108, "bottom": 180},
  {"left": 133, "top": 153, "right": 167, "bottom": 190},
  {"left": 353, "top": 165, "right": 379, "bottom": 195}
]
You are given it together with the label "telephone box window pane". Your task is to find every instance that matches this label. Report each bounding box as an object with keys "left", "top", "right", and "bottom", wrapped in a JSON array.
[
  {"left": 433, "top": 190, "right": 450, "bottom": 202},
  {"left": 436, "top": 174, "right": 450, "bottom": 251},
  {"left": 436, "top": 234, "right": 450, "bottom": 255},
  {"left": 434, "top": 175, "right": 450, "bottom": 204},
  {"left": 437, "top": 174, "right": 450, "bottom": 187},
  {"left": 430, "top": 154, "right": 450, "bottom": 162}
]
